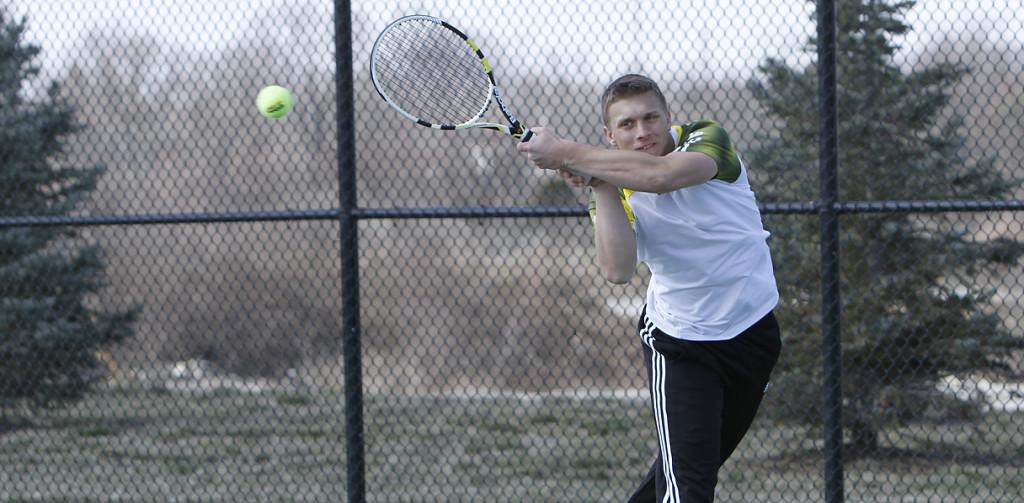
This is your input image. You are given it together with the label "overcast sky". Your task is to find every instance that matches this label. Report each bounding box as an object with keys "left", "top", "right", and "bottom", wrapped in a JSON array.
[{"left": 12, "top": 0, "right": 1024, "bottom": 84}]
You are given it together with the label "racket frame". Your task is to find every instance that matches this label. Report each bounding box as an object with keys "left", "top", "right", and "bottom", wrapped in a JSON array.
[{"left": 369, "top": 14, "right": 533, "bottom": 141}]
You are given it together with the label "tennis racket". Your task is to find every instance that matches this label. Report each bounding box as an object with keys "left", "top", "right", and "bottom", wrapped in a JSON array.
[{"left": 370, "top": 14, "right": 591, "bottom": 184}]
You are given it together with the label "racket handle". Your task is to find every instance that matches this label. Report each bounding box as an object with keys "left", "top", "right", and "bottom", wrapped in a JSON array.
[{"left": 519, "top": 127, "right": 591, "bottom": 186}]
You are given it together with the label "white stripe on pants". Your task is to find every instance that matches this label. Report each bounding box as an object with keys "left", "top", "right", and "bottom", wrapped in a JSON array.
[{"left": 640, "top": 316, "right": 682, "bottom": 503}]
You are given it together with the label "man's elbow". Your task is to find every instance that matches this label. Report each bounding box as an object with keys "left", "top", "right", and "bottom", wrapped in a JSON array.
[
  {"left": 652, "top": 153, "right": 717, "bottom": 193},
  {"left": 603, "top": 268, "right": 634, "bottom": 284}
]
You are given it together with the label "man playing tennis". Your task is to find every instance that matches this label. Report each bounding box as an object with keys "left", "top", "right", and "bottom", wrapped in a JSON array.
[{"left": 518, "top": 74, "right": 782, "bottom": 503}]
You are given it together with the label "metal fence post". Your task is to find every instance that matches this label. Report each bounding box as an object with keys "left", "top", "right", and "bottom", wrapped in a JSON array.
[
  {"left": 333, "top": 1, "right": 365, "bottom": 502},
  {"left": 817, "top": 0, "right": 844, "bottom": 502}
]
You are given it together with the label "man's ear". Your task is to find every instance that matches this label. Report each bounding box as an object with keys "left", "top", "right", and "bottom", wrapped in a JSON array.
[{"left": 603, "top": 127, "right": 616, "bottom": 146}]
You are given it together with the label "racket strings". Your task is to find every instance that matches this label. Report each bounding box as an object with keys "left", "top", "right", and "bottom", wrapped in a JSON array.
[{"left": 372, "top": 20, "right": 492, "bottom": 125}]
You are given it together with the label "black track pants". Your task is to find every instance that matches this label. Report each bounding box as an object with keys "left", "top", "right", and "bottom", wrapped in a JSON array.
[{"left": 625, "top": 309, "right": 782, "bottom": 503}]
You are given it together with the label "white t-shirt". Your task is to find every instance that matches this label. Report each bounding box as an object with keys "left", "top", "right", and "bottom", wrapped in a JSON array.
[{"left": 589, "top": 121, "right": 779, "bottom": 341}]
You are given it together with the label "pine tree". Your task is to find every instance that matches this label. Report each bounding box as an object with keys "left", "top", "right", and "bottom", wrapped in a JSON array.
[
  {"left": 0, "top": 10, "right": 136, "bottom": 412},
  {"left": 746, "top": 0, "right": 1024, "bottom": 453}
]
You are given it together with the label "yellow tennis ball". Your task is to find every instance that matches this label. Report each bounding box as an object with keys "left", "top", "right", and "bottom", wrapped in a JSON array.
[{"left": 256, "top": 85, "right": 293, "bottom": 119}]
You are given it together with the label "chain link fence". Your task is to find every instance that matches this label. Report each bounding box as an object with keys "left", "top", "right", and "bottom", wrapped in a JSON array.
[{"left": 2, "top": 0, "right": 1022, "bottom": 501}]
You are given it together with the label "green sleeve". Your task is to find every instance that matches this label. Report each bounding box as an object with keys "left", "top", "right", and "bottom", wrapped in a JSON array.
[
  {"left": 677, "top": 120, "right": 741, "bottom": 183},
  {"left": 587, "top": 188, "right": 636, "bottom": 229}
]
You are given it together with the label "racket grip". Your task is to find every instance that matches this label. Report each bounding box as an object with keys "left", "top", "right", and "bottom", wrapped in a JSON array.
[{"left": 519, "top": 128, "right": 590, "bottom": 185}]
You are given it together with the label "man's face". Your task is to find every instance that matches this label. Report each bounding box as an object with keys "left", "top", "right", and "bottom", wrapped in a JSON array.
[{"left": 603, "top": 91, "right": 673, "bottom": 156}]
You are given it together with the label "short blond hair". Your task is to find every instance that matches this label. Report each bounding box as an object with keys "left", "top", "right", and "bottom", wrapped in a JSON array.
[{"left": 600, "top": 74, "right": 669, "bottom": 125}]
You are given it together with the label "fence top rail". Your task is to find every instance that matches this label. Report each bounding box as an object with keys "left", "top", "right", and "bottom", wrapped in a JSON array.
[{"left": 1, "top": 199, "right": 1022, "bottom": 228}]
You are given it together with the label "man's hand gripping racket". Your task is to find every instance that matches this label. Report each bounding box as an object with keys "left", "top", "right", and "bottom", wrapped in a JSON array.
[{"left": 370, "top": 14, "right": 591, "bottom": 186}]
